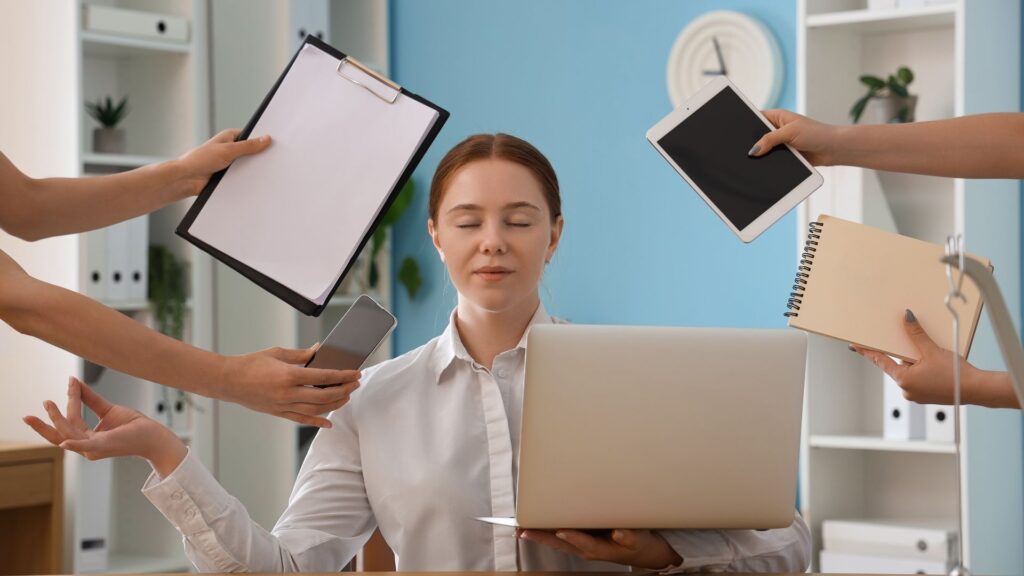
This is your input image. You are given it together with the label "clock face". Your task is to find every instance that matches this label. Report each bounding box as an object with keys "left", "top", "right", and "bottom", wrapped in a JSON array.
[{"left": 667, "top": 11, "right": 783, "bottom": 110}]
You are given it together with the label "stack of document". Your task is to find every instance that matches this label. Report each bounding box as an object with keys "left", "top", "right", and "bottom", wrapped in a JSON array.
[{"left": 820, "top": 519, "right": 954, "bottom": 574}]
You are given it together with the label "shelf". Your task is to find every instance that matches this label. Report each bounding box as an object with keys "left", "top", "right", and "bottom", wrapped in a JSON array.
[
  {"left": 806, "top": 4, "right": 956, "bottom": 33},
  {"left": 809, "top": 434, "right": 956, "bottom": 454},
  {"left": 83, "top": 153, "right": 170, "bottom": 172},
  {"left": 82, "top": 31, "right": 191, "bottom": 56},
  {"left": 106, "top": 552, "right": 189, "bottom": 574}
]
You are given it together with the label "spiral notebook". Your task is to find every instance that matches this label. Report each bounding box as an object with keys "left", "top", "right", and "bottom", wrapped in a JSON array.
[{"left": 785, "top": 215, "right": 990, "bottom": 362}]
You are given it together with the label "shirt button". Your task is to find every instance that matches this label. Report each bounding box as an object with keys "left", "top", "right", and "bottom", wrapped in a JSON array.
[
  {"left": 185, "top": 508, "right": 196, "bottom": 519},
  {"left": 171, "top": 491, "right": 183, "bottom": 501},
  {"left": 496, "top": 369, "right": 508, "bottom": 378}
]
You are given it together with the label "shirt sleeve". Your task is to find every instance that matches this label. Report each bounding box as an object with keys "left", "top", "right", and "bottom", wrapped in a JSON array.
[
  {"left": 655, "top": 510, "right": 811, "bottom": 573},
  {"left": 142, "top": 394, "right": 376, "bottom": 572}
]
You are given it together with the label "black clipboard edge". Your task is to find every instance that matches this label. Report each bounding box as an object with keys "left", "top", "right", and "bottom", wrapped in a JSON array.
[{"left": 176, "top": 35, "right": 449, "bottom": 317}]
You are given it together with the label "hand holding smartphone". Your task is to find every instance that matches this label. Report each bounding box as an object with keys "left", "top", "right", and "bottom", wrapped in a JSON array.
[{"left": 307, "top": 294, "right": 397, "bottom": 387}]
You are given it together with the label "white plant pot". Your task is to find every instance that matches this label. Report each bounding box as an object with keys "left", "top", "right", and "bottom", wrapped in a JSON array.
[
  {"left": 864, "top": 95, "right": 917, "bottom": 124},
  {"left": 93, "top": 127, "right": 126, "bottom": 154}
]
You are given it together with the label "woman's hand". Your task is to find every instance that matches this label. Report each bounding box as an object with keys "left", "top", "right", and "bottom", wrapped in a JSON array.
[
  {"left": 518, "top": 528, "right": 682, "bottom": 570},
  {"left": 23, "top": 377, "right": 187, "bottom": 477},
  {"left": 748, "top": 109, "right": 842, "bottom": 166},
  {"left": 214, "top": 345, "right": 361, "bottom": 428},
  {"left": 851, "top": 309, "right": 1018, "bottom": 408},
  {"left": 174, "top": 128, "right": 272, "bottom": 197}
]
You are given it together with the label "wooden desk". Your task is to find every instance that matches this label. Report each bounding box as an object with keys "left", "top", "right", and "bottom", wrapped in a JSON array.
[{"left": 0, "top": 442, "right": 63, "bottom": 575}]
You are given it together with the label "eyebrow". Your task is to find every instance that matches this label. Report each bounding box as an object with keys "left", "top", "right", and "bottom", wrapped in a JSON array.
[{"left": 447, "top": 202, "right": 542, "bottom": 214}]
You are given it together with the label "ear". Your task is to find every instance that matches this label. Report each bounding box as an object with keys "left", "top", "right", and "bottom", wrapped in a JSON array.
[
  {"left": 427, "top": 218, "right": 445, "bottom": 263},
  {"left": 546, "top": 216, "right": 564, "bottom": 264}
]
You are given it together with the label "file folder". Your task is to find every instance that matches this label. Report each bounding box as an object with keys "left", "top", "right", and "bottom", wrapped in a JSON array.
[{"left": 177, "top": 36, "right": 448, "bottom": 316}]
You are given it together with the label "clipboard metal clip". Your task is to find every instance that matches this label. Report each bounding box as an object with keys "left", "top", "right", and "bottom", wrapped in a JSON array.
[{"left": 337, "top": 57, "right": 401, "bottom": 104}]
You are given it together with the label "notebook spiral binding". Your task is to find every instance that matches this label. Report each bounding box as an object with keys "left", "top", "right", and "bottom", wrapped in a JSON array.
[{"left": 784, "top": 221, "right": 824, "bottom": 318}]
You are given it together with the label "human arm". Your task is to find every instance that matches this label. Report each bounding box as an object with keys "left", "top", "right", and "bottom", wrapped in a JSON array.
[
  {"left": 749, "top": 110, "right": 1024, "bottom": 179},
  {"left": 0, "top": 129, "right": 269, "bottom": 241},
  {"left": 519, "top": 510, "right": 811, "bottom": 573},
  {"left": 852, "top": 309, "right": 1021, "bottom": 409},
  {"left": 0, "top": 247, "right": 359, "bottom": 426},
  {"left": 25, "top": 378, "right": 376, "bottom": 572}
]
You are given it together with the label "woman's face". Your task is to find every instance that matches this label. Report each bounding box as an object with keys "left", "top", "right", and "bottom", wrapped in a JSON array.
[{"left": 428, "top": 158, "right": 563, "bottom": 314}]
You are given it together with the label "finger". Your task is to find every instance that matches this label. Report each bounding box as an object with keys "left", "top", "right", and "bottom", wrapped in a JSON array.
[
  {"left": 280, "top": 411, "right": 333, "bottom": 428},
  {"left": 23, "top": 416, "right": 63, "bottom": 446},
  {"left": 611, "top": 529, "right": 640, "bottom": 550},
  {"left": 77, "top": 378, "right": 115, "bottom": 419},
  {"left": 43, "top": 400, "right": 81, "bottom": 440},
  {"left": 60, "top": 438, "right": 107, "bottom": 459},
  {"left": 286, "top": 380, "right": 360, "bottom": 405},
  {"left": 749, "top": 122, "right": 796, "bottom": 158},
  {"left": 292, "top": 367, "right": 362, "bottom": 388},
  {"left": 854, "top": 347, "right": 905, "bottom": 380},
  {"left": 263, "top": 346, "right": 316, "bottom": 365},
  {"left": 520, "top": 530, "right": 586, "bottom": 557},
  {"left": 760, "top": 109, "right": 789, "bottom": 128},
  {"left": 903, "top": 309, "right": 939, "bottom": 355},
  {"left": 210, "top": 128, "right": 241, "bottom": 144},
  {"left": 66, "top": 377, "right": 86, "bottom": 431},
  {"left": 556, "top": 530, "right": 605, "bottom": 553},
  {"left": 287, "top": 396, "right": 355, "bottom": 416},
  {"left": 227, "top": 135, "right": 271, "bottom": 159}
]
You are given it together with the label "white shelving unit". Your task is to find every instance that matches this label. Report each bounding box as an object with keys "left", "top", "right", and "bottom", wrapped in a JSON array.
[
  {"left": 796, "top": 1, "right": 1023, "bottom": 574},
  {"left": 207, "top": 0, "right": 393, "bottom": 539},
  {"left": 0, "top": 1, "right": 214, "bottom": 573}
]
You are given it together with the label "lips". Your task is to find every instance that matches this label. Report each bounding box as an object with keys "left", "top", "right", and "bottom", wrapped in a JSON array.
[{"left": 474, "top": 266, "right": 513, "bottom": 281}]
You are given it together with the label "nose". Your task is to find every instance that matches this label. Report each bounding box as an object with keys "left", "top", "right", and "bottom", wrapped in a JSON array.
[{"left": 479, "top": 222, "right": 508, "bottom": 255}]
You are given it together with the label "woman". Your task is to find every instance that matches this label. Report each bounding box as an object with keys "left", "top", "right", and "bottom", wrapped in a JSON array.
[
  {"left": 749, "top": 110, "right": 1021, "bottom": 410},
  {"left": 26, "top": 133, "right": 810, "bottom": 572},
  {"left": 1, "top": 132, "right": 360, "bottom": 426}
]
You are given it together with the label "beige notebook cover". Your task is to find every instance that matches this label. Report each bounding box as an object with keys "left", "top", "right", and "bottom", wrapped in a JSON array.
[{"left": 786, "top": 215, "right": 990, "bottom": 363}]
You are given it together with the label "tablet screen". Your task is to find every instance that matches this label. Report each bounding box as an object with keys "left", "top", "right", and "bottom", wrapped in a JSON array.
[{"left": 657, "top": 86, "right": 812, "bottom": 230}]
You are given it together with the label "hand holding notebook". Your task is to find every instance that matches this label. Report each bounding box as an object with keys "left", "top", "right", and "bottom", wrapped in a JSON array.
[{"left": 785, "top": 215, "right": 990, "bottom": 363}]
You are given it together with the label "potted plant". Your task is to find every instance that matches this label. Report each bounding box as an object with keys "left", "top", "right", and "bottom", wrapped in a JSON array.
[
  {"left": 849, "top": 66, "right": 916, "bottom": 124},
  {"left": 85, "top": 95, "right": 130, "bottom": 154},
  {"left": 342, "top": 179, "right": 423, "bottom": 300},
  {"left": 148, "top": 244, "right": 187, "bottom": 340}
]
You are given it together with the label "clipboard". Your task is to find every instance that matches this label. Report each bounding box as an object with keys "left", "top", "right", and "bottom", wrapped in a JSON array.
[{"left": 177, "top": 36, "right": 449, "bottom": 316}]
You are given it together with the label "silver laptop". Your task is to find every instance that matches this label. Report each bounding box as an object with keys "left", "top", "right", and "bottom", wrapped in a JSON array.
[{"left": 478, "top": 324, "right": 806, "bottom": 530}]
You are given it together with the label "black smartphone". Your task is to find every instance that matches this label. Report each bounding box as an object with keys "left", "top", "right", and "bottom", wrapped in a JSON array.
[{"left": 306, "top": 294, "right": 397, "bottom": 386}]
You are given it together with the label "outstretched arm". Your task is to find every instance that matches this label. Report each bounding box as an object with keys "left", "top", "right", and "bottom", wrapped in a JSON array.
[
  {"left": 0, "top": 129, "right": 270, "bottom": 241},
  {"left": 750, "top": 110, "right": 1024, "bottom": 179}
]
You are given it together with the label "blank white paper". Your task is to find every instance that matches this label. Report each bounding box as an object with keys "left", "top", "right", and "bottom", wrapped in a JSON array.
[{"left": 188, "top": 43, "right": 439, "bottom": 304}]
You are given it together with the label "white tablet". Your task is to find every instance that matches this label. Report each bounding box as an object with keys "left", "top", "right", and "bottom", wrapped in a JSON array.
[{"left": 646, "top": 76, "right": 822, "bottom": 243}]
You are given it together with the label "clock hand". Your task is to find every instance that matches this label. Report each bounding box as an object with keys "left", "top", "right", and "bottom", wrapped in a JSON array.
[{"left": 713, "top": 35, "right": 728, "bottom": 76}]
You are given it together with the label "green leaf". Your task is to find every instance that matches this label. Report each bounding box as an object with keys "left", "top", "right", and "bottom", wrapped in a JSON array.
[
  {"left": 850, "top": 93, "right": 872, "bottom": 124},
  {"left": 148, "top": 245, "right": 187, "bottom": 339},
  {"left": 380, "top": 180, "right": 414, "bottom": 228},
  {"left": 897, "top": 66, "right": 914, "bottom": 85},
  {"left": 398, "top": 257, "right": 422, "bottom": 300},
  {"left": 886, "top": 76, "right": 908, "bottom": 97},
  {"left": 895, "top": 106, "right": 910, "bottom": 123},
  {"left": 859, "top": 75, "right": 885, "bottom": 89}
]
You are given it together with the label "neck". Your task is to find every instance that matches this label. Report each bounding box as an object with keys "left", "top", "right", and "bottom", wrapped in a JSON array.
[{"left": 455, "top": 293, "right": 540, "bottom": 370}]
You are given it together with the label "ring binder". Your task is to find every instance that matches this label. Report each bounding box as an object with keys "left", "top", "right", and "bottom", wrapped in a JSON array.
[{"left": 784, "top": 220, "right": 823, "bottom": 317}]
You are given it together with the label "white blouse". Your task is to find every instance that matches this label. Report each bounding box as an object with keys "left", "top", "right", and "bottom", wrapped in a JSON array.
[{"left": 142, "top": 305, "right": 810, "bottom": 573}]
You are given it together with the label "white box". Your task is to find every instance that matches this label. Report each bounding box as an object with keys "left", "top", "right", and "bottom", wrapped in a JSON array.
[
  {"left": 823, "top": 519, "right": 954, "bottom": 561},
  {"left": 926, "top": 404, "right": 955, "bottom": 443},
  {"left": 821, "top": 550, "right": 948, "bottom": 574},
  {"left": 126, "top": 216, "right": 149, "bottom": 301},
  {"left": 103, "top": 220, "right": 130, "bottom": 302},
  {"left": 74, "top": 457, "right": 112, "bottom": 572},
  {"left": 80, "top": 228, "right": 107, "bottom": 300},
  {"left": 883, "top": 373, "right": 926, "bottom": 440},
  {"left": 82, "top": 4, "right": 190, "bottom": 44}
]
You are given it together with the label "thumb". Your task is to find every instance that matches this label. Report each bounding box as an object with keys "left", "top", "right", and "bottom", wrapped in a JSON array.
[
  {"left": 903, "top": 309, "right": 938, "bottom": 355},
  {"left": 263, "top": 346, "right": 315, "bottom": 365},
  {"left": 228, "top": 135, "right": 272, "bottom": 159},
  {"left": 612, "top": 529, "right": 639, "bottom": 550},
  {"left": 748, "top": 123, "right": 794, "bottom": 158}
]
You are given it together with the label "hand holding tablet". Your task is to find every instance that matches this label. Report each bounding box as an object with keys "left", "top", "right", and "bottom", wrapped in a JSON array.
[{"left": 647, "top": 76, "right": 823, "bottom": 242}]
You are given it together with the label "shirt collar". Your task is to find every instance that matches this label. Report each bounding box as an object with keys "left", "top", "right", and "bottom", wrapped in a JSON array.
[{"left": 428, "top": 303, "right": 552, "bottom": 384}]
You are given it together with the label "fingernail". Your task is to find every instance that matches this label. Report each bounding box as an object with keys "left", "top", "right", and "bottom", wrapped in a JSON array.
[
  {"left": 556, "top": 531, "right": 567, "bottom": 540},
  {"left": 848, "top": 344, "right": 856, "bottom": 352},
  {"left": 612, "top": 530, "right": 625, "bottom": 541},
  {"left": 905, "top": 309, "right": 917, "bottom": 323},
  {"left": 748, "top": 145, "right": 760, "bottom": 157}
]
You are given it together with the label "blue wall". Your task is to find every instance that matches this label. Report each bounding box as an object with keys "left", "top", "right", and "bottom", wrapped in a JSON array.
[{"left": 390, "top": 0, "right": 798, "bottom": 353}]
